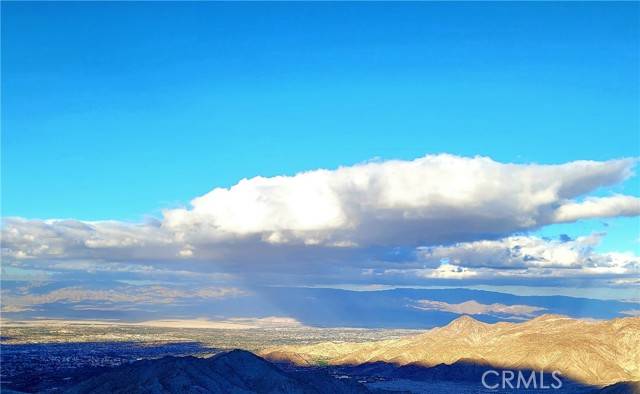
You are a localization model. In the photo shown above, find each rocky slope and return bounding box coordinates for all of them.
[261,315,640,386]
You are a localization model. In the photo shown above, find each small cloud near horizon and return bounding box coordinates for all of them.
[412,299,546,319]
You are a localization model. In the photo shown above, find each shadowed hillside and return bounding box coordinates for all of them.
[3,347,638,394]
[594,381,640,394]
[64,349,386,394]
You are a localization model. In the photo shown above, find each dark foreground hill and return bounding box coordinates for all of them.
[2,348,638,394]
[64,349,386,394]
[594,381,640,394]
[332,360,640,393]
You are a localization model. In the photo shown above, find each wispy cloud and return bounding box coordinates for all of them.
[412,299,546,318]
[553,195,640,223]
[620,309,640,317]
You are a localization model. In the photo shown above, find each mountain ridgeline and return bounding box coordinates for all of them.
[261,314,640,387]
[57,348,640,394]
[4,315,639,394]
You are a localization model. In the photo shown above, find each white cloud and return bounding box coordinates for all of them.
[367,234,638,284]
[1,155,638,285]
[553,195,640,223]
[162,154,636,247]
[421,263,479,279]
[0,305,36,313]
[620,309,640,317]
[417,233,639,275]
[412,299,546,317]
[1,218,176,261]
[612,278,640,286]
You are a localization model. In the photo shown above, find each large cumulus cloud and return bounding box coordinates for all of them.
[162,154,638,247]
[2,155,638,282]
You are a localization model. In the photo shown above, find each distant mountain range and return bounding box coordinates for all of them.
[4,284,638,327]
[261,314,640,387]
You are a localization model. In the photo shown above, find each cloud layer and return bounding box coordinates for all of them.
[1,154,638,296]
[3,155,638,260]
[377,233,639,283]
[418,233,638,272]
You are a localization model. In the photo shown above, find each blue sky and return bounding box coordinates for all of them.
[1,2,639,324]
[3,2,638,220]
